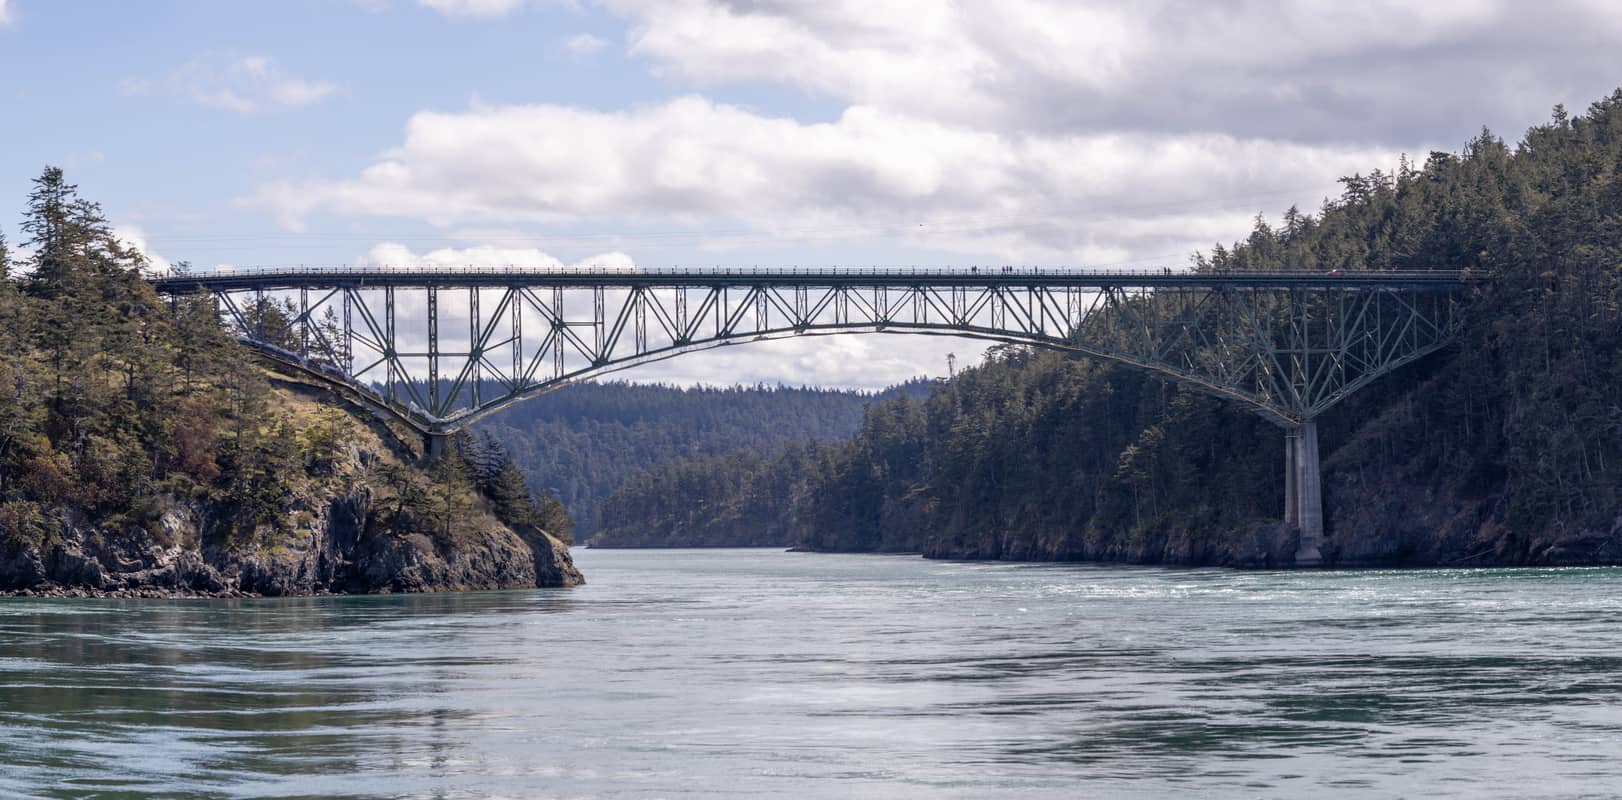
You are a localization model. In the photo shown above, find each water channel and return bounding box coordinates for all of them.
[3,549,1619,798]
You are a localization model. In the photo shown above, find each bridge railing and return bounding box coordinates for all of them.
[154,265,1469,287]
[163,264,1460,276]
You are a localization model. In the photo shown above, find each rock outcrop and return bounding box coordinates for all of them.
[0,486,582,599]
[0,382,583,598]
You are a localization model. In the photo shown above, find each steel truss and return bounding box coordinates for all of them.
[154,270,1465,435]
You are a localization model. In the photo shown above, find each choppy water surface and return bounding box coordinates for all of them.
[4,550,1622,798]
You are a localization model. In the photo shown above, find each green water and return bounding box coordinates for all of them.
[3,549,1621,798]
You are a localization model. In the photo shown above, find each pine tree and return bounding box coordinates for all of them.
[473,430,507,487]
[172,289,233,392]
[488,458,535,527]
[20,167,112,296]
[429,440,477,543]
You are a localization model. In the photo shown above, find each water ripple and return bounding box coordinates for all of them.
[4,551,1622,798]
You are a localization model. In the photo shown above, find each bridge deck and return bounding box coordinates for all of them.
[150,267,1468,293]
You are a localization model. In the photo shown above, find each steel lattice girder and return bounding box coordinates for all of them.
[167,274,1464,432]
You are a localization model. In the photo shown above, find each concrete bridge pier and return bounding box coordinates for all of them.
[1284,421,1324,566]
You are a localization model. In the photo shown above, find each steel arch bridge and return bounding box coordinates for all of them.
[150,266,1467,566]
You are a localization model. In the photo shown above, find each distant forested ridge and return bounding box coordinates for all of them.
[0,168,579,596]
[595,91,1622,567]
[592,430,854,548]
[477,380,925,538]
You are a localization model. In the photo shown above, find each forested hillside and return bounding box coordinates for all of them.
[592,441,827,547]
[605,92,1622,567]
[0,168,579,595]
[477,381,919,537]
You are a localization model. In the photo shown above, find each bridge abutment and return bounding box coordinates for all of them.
[425,431,450,460]
[1284,421,1324,566]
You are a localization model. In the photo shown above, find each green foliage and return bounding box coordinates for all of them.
[0,167,358,554]
[777,351,1284,557]
[426,440,479,546]
[593,442,820,547]
[363,430,574,548]
[477,380,919,536]
[452,429,575,544]
[219,415,304,535]
[0,167,188,517]
[299,407,351,473]
[0,500,50,550]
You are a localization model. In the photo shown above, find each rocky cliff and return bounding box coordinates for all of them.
[0,379,582,597]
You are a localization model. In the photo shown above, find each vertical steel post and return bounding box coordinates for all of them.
[553,286,564,380]
[675,288,688,343]
[593,286,605,362]
[427,287,439,416]
[512,287,522,387]
[634,287,647,353]
[469,287,481,409]
[385,286,396,404]
[342,288,353,376]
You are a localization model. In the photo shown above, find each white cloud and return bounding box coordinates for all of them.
[0,0,13,26]
[112,225,174,276]
[247,0,1622,264]
[611,0,1010,131]
[565,32,608,56]
[418,0,527,18]
[605,0,1613,144]
[194,88,257,114]
[357,241,634,271]
[250,96,1386,261]
[604,332,962,390]
[169,55,338,113]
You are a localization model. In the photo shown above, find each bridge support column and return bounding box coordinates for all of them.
[425,431,450,460]
[1284,428,1299,529]
[1284,421,1324,567]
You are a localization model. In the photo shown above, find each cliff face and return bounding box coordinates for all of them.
[0,494,582,597]
[0,382,582,597]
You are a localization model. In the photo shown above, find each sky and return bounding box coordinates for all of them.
[1,0,1619,388]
